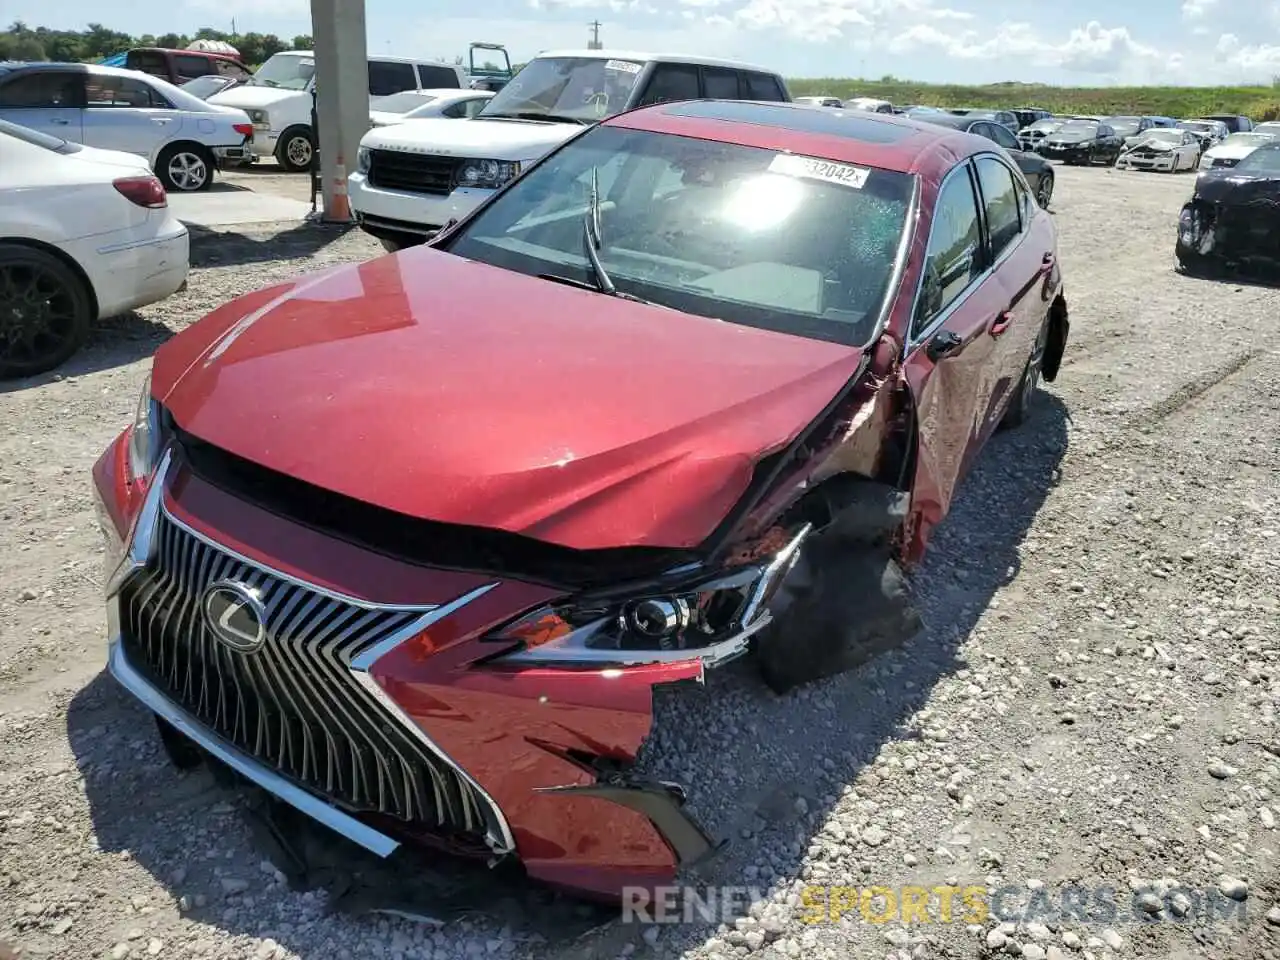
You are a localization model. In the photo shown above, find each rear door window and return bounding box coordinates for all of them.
[174,54,213,81]
[368,61,417,96]
[85,74,171,108]
[0,71,83,108]
[703,67,740,99]
[743,72,785,101]
[417,63,461,89]
[974,156,1022,261]
[636,63,700,106]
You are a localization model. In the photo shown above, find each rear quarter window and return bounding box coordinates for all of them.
[416,64,460,89]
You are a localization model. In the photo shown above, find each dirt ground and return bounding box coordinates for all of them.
[1,163,1278,960]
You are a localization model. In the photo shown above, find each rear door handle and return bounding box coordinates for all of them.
[988,311,1013,337]
[152,118,172,125]
[49,117,69,125]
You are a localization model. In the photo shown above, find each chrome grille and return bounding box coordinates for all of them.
[117,511,493,838]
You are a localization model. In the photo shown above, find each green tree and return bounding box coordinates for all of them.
[291,35,314,50]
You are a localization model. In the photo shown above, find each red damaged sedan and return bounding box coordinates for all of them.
[93,101,1068,900]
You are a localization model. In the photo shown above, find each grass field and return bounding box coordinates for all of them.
[786,78,1280,120]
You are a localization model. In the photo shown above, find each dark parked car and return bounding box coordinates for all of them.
[1203,114,1254,134]
[948,107,1019,133]
[919,111,1056,208]
[124,47,253,87]
[1011,107,1052,129]
[1103,115,1154,141]
[1177,140,1280,277]
[92,101,1068,902]
[1038,119,1123,165]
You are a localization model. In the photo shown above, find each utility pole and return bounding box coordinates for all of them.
[231,18,237,36]
[587,20,603,50]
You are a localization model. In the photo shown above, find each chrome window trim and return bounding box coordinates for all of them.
[905,151,1031,351]
[106,451,517,858]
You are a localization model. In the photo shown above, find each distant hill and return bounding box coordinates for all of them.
[787,77,1280,121]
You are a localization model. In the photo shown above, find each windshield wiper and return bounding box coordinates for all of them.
[581,166,618,296]
[478,110,588,124]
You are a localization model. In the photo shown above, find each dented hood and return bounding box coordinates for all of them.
[153,248,862,552]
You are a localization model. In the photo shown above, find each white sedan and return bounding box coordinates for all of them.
[1115,128,1201,172]
[0,120,189,378]
[368,89,494,127]
[0,63,253,192]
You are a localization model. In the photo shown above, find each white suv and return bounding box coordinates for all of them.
[209,52,467,171]
[348,50,791,250]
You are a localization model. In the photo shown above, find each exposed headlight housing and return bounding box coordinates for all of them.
[485,527,810,667]
[249,109,268,124]
[126,373,167,482]
[357,146,371,173]
[457,159,520,189]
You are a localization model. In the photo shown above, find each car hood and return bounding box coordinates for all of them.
[359,116,581,161]
[152,248,863,552]
[208,85,303,111]
[1124,136,1176,151]
[368,110,408,127]
[1205,143,1263,160]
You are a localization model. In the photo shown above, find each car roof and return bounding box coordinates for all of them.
[132,46,244,62]
[607,99,994,178]
[530,49,781,73]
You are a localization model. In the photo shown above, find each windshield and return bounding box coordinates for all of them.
[371,91,437,113]
[250,53,314,90]
[1178,121,1212,133]
[0,118,80,153]
[182,76,228,99]
[1107,118,1141,136]
[1223,133,1272,147]
[1028,119,1061,132]
[1058,121,1098,134]
[478,57,644,122]
[446,125,914,347]
[1234,144,1280,173]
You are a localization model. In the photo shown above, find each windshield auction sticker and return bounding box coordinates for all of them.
[769,153,870,189]
[605,59,642,73]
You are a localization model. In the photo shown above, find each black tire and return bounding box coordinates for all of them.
[1035,172,1054,209]
[0,242,93,379]
[156,142,214,192]
[276,126,315,173]
[1001,313,1050,429]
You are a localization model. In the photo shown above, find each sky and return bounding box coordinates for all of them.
[13,0,1280,86]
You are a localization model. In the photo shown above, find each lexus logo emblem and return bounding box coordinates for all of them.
[202,580,266,653]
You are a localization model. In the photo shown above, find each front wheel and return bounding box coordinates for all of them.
[0,243,93,379]
[276,127,315,173]
[156,143,213,192]
[1001,314,1049,429]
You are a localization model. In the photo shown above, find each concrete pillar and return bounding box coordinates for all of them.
[309,0,368,222]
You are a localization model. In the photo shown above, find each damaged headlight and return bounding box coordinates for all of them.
[126,372,167,482]
[487,526,810,667]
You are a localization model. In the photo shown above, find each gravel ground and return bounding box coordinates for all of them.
[2,163,1279,960]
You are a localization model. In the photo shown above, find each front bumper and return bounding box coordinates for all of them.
[348,171,495,240]
[1039,144,1091,161]
[1117,152,1176,171]
[92,431,718,899]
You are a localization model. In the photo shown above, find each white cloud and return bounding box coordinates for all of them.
[1182,0,1218,19]
[1213,32,1280,76]
[887,19,1160,77]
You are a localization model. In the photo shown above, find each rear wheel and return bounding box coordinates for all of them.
[1035,173,1054,209]
[1001,314,1049,429]
[0,243,93,379]
[156,143,214,192]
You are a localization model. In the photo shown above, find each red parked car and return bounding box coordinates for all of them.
[93,101,1068,901]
